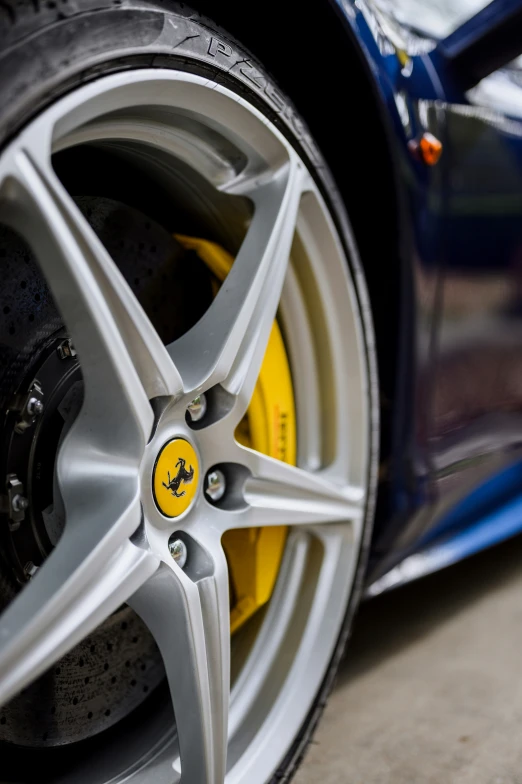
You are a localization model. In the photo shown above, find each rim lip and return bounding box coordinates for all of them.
[0,68,375,784]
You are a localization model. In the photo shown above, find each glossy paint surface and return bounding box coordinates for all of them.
[332,0,522,585]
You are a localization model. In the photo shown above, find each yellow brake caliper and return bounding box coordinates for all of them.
[176,235,296,634]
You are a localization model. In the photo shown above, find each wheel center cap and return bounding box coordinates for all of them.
[152,437,199,518]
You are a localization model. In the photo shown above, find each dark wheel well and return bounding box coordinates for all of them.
[193,0,403,506]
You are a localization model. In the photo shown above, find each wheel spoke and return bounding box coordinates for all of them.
[169,154,309,412]
[130,543,230,784]
[0,519,158,708]
[220,446,364,530]
[0,130,183,454]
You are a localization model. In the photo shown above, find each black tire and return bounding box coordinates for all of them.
[0,3,379,781]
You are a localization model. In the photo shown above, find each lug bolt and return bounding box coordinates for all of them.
[11,494,29,513]
[27,397,44,417]
[187,394,207,423]
[168,538,188,569]
[57,338,77,360]
[205,469,226,502]
[23,561,39,579]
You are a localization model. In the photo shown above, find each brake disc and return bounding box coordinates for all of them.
[0,196,212,746]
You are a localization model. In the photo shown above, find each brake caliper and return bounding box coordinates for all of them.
[176,235,296,633]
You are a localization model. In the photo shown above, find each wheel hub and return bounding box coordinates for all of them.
[2,333,81,582]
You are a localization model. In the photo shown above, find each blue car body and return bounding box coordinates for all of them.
[322,0,522,593]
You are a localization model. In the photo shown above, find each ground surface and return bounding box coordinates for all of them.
[294,536,522,784]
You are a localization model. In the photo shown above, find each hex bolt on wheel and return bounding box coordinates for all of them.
[186,394,207,423]
[205,469,226,503]
[168,537,188,569]
[26,397,44,417]
[11,494,29,513]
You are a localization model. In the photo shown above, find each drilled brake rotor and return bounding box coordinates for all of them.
[0,197,212,747]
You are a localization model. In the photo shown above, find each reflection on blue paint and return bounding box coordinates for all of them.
[368,459,522,596]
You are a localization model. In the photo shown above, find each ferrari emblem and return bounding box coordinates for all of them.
[153,438,199,518]
[163,457,194,498]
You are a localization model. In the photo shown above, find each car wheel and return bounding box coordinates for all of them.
[0,3,378,782]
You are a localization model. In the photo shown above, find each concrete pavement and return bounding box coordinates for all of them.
[295,535,522,784]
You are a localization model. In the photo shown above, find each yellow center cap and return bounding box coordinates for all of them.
[153,438,199,518]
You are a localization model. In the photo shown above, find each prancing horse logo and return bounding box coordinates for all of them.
[162,457,195,498]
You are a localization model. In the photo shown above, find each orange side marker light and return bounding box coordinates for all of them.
[412,132,443,166]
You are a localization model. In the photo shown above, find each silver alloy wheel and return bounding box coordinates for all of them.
[0,69,372,783]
